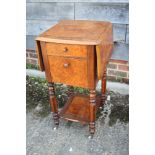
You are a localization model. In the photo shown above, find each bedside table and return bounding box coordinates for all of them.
[35,20,113,137]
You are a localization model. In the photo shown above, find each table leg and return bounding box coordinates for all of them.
[101,69,107,108]
[48,83,59,128]
[89,89,96,137]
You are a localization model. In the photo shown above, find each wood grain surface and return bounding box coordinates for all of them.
[46,42,88,58]
[59,94,101,123]
[35,20,113,135]
[36,20,113,45]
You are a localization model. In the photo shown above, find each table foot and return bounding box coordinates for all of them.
[101,69,107,107]
[48,83,59,127]
[89,90,96,136]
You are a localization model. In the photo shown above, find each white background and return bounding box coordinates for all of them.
[0,0,155,154]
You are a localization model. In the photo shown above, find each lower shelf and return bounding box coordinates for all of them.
[59,94,101,123]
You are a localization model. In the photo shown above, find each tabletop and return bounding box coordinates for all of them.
[36,20,113,45]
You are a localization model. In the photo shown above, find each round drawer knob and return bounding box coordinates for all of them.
[63,63,69,68]
[63,47,68,52]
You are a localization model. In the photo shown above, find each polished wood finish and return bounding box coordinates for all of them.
[36,20,112,45]
[36,20,113,136]
[48,83,59,127]
[36,20,113,80]
[46,43,87,58]
[36,41,44,71]
[96,43,113,79]
[89,90,96,136]
[46,43,96,88]
[59,94,101,123]
[40,42,52,82]
[101,69,107,107]
[87,46,96,89]
[48,56,88,88]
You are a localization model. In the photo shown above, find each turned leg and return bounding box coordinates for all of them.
[67,86,74,97]
[101,69,107,108]
[89,90,96,137]
[48,83,59,128]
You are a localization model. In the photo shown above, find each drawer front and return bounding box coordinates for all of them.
[46,43,87,58]
[48,56,88,88]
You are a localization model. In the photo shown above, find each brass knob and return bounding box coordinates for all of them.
[63,47,68,52]
[63,63,69,68]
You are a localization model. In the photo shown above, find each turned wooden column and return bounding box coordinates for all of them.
[48,83,59,128]
[89,90,96,137]
[101,69,107,107]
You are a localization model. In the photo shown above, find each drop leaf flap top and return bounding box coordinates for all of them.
[35,20,113,80]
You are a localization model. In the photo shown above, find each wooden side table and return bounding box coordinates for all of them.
[36,20,113,137]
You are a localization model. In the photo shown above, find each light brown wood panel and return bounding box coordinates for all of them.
[59,94,101,123]
[35,20,113,135]
[87,45,97,89]
[48,56,88,88]
[36,20,113,80]
[40,42,52,82]
[35,41,44,71]
[36,20,113,45]
[96,43,113,79]
[46,43,87,58]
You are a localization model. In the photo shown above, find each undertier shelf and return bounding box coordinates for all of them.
[59,94,101,123]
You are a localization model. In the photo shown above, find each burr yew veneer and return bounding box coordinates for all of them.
[36,20,113,137]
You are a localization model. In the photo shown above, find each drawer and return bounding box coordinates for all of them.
[48,56,88,88]
[46,43,87,58]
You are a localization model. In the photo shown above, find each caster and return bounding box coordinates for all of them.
[88,134,94,139]
[53,126,58,130]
